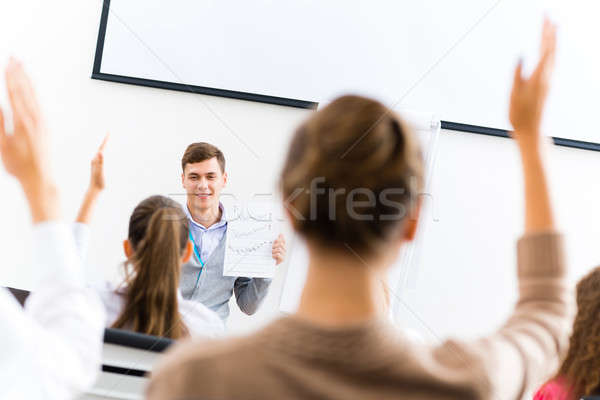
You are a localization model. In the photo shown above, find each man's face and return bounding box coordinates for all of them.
[182,157,227,213]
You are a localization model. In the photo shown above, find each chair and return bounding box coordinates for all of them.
[81,328,173,400]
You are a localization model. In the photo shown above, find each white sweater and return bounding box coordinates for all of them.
[0,222,106,399]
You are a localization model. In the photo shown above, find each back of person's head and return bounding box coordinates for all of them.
[557,266,600,397]
[112,195,190,339]
[279,95,423,258]
[181,142,226,173]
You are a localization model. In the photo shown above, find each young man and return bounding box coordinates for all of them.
[179,142,286,320]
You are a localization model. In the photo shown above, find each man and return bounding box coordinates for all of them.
[179,142,286,320]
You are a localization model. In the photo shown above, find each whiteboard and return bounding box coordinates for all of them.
[95,0,600,146]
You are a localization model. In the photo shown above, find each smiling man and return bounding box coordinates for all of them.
[179,142,286,321]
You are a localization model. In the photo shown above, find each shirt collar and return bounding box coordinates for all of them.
[185,202,227,231]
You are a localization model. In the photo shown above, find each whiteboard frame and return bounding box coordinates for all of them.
[91,0,317,110]
[91,0,600,152]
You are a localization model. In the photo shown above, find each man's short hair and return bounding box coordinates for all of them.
[181,142,226,173]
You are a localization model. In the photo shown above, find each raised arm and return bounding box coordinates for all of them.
[0,59,105,399]
[509,20,556,233]
[433,19,570,400]
[76,134,108,224]
[0,63,58,224]
[487,18,568,397]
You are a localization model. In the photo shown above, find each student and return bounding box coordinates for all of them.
[0,59,105,399]
[533,266,600,399]
[74,145,224,338]
[179,142,286,320]
[147,20,570,400]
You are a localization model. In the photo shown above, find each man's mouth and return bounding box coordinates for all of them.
[196,193,211,198]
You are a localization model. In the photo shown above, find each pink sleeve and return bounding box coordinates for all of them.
[533,379,572,400]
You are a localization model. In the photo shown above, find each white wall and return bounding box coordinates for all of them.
[2,0,600,342]
[397,130,600,342]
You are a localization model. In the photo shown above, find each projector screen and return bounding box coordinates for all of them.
[93,0,600,149]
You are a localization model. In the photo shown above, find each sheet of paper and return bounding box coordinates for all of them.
[223,200,281,278]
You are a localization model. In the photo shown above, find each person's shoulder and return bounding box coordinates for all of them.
[147,330,267,399]
[156,317,282,375]
[92,281,123,301]
[90,281,125,325]
[163,327,265,368]
[421,338,497,398]
[167,315,290,369]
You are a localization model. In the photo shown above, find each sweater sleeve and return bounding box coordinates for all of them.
[28,222,106,399]
[433,231,570,400]
[233,277,272,315]
[0,222,105,400]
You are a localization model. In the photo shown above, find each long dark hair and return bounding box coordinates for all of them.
[112,195,189,339]
[555,266,600,398]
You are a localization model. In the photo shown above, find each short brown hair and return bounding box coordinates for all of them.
[279,95,423,256]
[181,142,226,173]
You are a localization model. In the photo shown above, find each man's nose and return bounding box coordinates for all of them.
[198,178,209,189]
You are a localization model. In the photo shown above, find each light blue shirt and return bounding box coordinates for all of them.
[180,203,273,319]
[185,203,227,263]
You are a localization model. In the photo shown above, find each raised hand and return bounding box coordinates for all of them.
[0,59,58,222]
[89,133,109,192]
[510,19,557,233]
[76,134,109,224]
[509,18,557,148]
[0,58,49,185]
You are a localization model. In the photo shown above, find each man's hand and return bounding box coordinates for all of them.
[0,59,58,222]
[509,18,557,150]
[89,133,109,192]
[272,234,286,266]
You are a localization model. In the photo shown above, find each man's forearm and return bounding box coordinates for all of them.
[235,278,272,315]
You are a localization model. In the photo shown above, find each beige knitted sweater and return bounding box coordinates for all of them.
[147,232,570,400]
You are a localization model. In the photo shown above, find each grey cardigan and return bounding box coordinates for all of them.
[180,230,272,320]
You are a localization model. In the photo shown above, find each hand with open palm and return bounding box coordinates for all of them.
[509,18,557,149]
[0,59,58,222]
